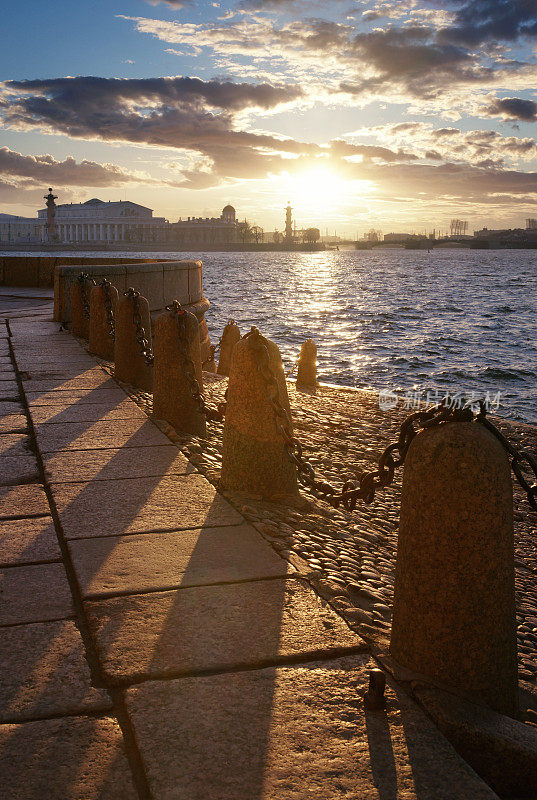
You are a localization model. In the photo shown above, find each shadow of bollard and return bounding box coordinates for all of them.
[390,420,519,718]
[114,289,153,392]
[153,303,206,437]
[89,281,118,361]
[220,327,299,501]
[217,319,241,377]
[296,338,318,387]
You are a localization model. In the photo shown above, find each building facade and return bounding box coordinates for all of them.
[37,198,168,244]
[0,214,41,243]
[169,205,241,246]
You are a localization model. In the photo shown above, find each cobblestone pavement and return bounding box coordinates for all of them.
[124,371,537,688]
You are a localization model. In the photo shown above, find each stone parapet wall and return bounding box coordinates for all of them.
[0,256,172,289]
[54,259,212,365]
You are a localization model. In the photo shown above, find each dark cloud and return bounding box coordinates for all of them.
[356,159,537,202]
[484,96,537,121]
[6,75,302,114]
[437,0,537,46]
[335,25,494,99]
[0,75,314,188]
[0,147,138,187]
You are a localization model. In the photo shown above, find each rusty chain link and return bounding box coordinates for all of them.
[246,326,537,514]
[76,273,96,320]
[100,279,115,340]
[124,287,154,365]
[476,402,537,512]
[202,318,237,368]
[166,301,226,422]
[285,358,299,378]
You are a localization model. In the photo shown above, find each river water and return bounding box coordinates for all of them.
[7,248,537,423]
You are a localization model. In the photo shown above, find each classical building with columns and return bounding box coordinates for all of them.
[0,214,41,243]
[37,198,168,244]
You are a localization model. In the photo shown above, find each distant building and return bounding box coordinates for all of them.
[526,218,537,230]
[473,226,537,245]
[37,198,168,244]
[383,232,423,243]
[0,214,41,243]
[169,205,242,246]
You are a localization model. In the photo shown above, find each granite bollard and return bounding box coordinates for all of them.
[220,327,298,500]
[390,420,518,718]
[89,281,118,360]
[114,290,153,392]
[217,319,241,377]
[70,276,92,339]
[296,338,318,386]
[153,303,206,437]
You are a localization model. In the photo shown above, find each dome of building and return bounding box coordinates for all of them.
[84,198,105,205]
[222,204,235,213]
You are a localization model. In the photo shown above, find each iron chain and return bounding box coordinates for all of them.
[100,279,115,340]
[76,273,96,320]
[166,301,226,422]
[247,326,537,514]
[202,318,237,368]
[124,288,154,365]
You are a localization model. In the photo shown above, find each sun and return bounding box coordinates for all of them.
[279,166,370,213]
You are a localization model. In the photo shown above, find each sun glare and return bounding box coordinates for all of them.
[279,167,371,214]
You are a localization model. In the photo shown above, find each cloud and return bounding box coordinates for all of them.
[351,120,537,163]
[484,96,537,122]
[0,147,141,187]
[121,12,537,108]
[436,0,537,46]
[0,75,316,189]
[142,0,191,8]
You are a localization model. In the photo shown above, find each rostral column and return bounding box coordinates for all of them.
[44,188,58,241]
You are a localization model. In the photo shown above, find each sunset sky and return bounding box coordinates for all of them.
[1,0,537,236]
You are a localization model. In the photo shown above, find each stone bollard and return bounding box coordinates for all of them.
[70,275,93,339]
[153,303,206,437]
[220,327,298,500]
[114,289,153,392]
[296,338,318,386]
[390,421,519,718]
[89,281,118,360]
[217,319,241,377]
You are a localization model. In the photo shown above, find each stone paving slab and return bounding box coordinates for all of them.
[0,562,73,625]
[22,372,116,394]
[0,455,40,486]
[44,445,193,483]
[9,321,64,338]
[126,654,499,800]
[84,578,364,683]
[0,517,60,566]
[35,418,171,453]
[70,524,292,598]
[0,381,20,397]
[0,715,138,800]
[0,433,34,458]
[26,386,128,406]
[0,620,111,722]
[16,356,96,369]
[0,413,28,432]
[0,369,17,380]
[53,474,243,539]
[0,483,49,518]
[30,400,146,425]
[0,401,25,416]
[17,343,90,357]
